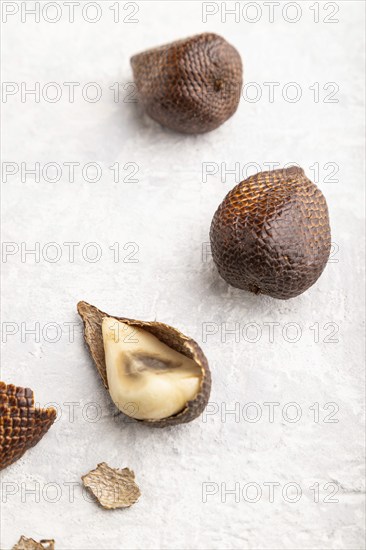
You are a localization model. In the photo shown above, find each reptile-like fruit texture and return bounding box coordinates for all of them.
[0,382,56,470]
[130,33,243,134]
[210,166,331,299]
[77,301,211,427]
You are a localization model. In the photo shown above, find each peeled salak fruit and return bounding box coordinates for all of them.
[130,33,243,134]
[77,301,211,427]
[0,381,56,470]
[210,166,331,299]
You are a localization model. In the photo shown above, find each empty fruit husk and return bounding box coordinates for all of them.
[77,301,211,427]
[131,33,243,134]
[0,382,56,470]
[210,166,331,299]
[82,462,140,510]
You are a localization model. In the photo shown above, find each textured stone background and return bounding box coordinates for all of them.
[1,1,365,549]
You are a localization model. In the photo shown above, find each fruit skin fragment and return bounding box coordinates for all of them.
[82,462,141,510]
[0,381,57,470]
[12,537,55,550]
[77,301,211,427]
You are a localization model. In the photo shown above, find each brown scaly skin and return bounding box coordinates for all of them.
[77,301,211,428]
[0,382,56,470]
[210,166,331,299]
[130,33,243,134]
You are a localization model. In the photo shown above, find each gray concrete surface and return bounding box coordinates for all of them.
[1,1,365,549]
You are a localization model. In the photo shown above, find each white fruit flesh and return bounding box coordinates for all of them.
[102,317,202,420]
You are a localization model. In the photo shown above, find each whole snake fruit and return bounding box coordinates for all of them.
[130,33,243,134]
[210,167,331,300]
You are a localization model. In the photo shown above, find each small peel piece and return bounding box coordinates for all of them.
[82,462,141,510]
[12,537,55,550]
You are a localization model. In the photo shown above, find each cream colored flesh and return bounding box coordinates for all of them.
[102,317,202,420]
